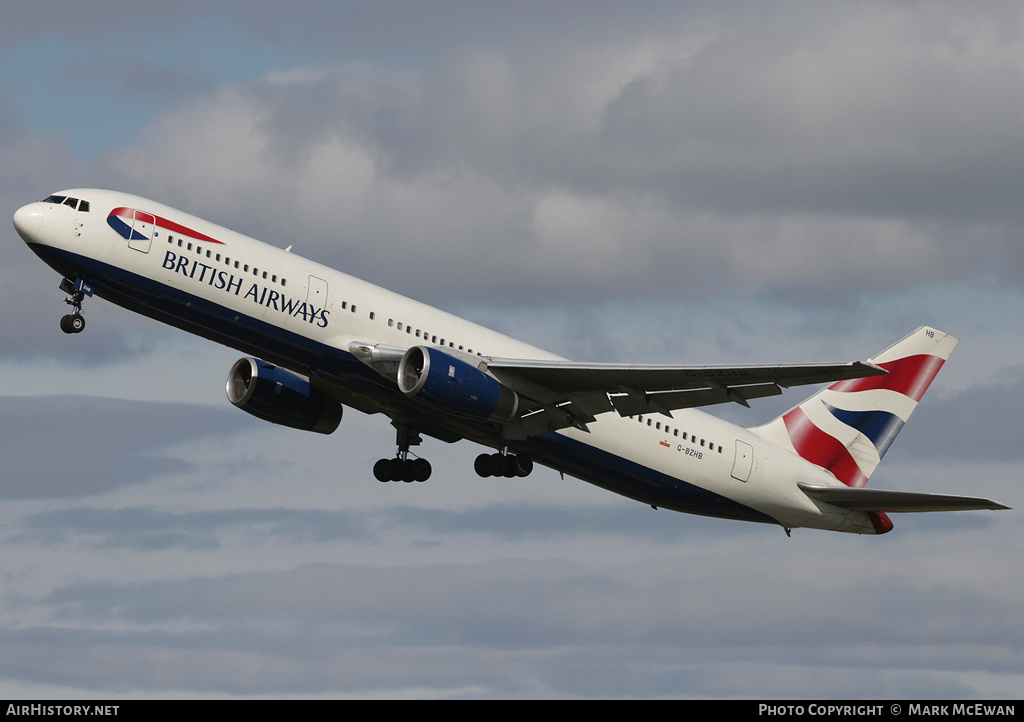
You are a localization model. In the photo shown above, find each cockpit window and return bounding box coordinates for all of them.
[42,194,89,211]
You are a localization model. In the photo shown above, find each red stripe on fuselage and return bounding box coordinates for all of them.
[109,207,225,245]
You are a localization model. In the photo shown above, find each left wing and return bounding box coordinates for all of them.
[347,340,886,438]
[486,357,885,437]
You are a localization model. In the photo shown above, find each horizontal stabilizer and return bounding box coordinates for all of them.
[798,483,1010,513]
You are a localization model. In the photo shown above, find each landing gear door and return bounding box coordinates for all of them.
[731,440,753,482]
[128,210,155,253]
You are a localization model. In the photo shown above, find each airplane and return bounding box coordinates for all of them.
[13,189,1008,535]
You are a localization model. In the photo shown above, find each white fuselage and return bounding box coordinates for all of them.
[15,189,877,534]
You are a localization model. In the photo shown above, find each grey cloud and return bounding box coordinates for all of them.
[16,506,374,550]
[889,364,1024,462]
[42,553,1019,648]
[10,544,1020,697]
[10,499,753,551]
[0,396,247,498]
[67,58,216,101]
[90,4,1024,309]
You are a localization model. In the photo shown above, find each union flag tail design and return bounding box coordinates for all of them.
[749,327,958,487]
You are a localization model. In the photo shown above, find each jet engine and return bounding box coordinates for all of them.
[226,358,342,434]
[397,346,518,422]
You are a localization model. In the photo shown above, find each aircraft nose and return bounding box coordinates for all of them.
[13,203,43,243]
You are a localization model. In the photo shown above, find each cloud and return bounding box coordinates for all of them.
[16,506,374,550]
[77,3,1024,311]
[2,538,1018,697]
[894,364,1024,462]
[0,396,247,498]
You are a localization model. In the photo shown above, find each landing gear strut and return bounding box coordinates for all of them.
[374,422,432,483]
[58,278,86,334]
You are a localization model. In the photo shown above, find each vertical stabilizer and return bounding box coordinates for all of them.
[749,327,957,487]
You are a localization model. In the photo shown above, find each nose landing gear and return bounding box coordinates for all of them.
[58,278,89,334]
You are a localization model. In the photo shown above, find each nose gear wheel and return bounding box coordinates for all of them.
[58,278,87,334]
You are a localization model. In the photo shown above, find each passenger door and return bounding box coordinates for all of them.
[128,210,155,253]
[731,440,753,482]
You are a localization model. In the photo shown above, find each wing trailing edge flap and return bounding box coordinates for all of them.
[798,483,1010,513]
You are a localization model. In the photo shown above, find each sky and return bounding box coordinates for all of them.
[0,0,1022,699]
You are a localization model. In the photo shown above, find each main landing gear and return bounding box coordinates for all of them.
[58,278,86,334]
[374,422,432,483]
[474,451,533,478]
[374,455,432,483]
[372,421,536,482]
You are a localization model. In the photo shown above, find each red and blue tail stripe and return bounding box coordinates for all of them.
[752,327,958,488]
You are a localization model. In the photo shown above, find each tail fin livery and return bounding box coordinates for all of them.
[749,327,957,488]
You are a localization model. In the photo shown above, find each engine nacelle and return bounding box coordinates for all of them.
[225,358,342,434]
[397,346,519,422]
